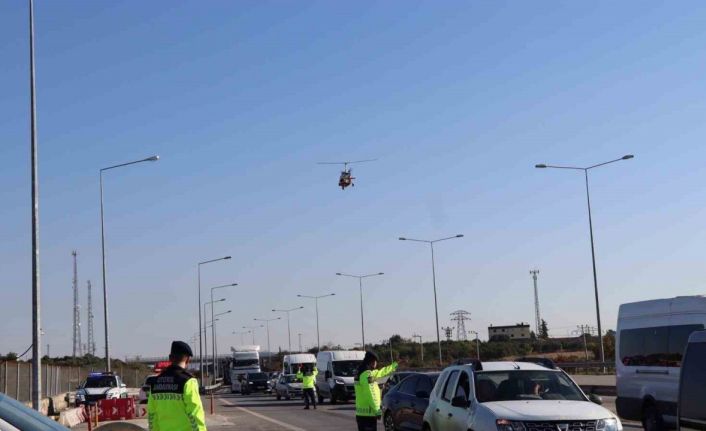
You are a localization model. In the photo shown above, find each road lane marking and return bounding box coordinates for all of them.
[220,397,309,431]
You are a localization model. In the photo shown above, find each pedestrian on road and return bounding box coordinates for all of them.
[148,341,207,431]
[354,351,398,431]
[296,364,318,410]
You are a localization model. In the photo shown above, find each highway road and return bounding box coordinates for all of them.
[73,391,644,430]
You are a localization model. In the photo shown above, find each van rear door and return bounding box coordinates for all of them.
[678,332,706,431]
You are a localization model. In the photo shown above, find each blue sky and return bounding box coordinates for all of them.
[2,1,706,358]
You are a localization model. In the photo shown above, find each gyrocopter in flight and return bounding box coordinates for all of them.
[317,159,377,190]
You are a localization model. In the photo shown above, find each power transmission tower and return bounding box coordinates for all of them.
[72,251,83,358]
[530,270,541,336]
[441,326,454,342]
[450,310,471,341]
[87,280,96,356]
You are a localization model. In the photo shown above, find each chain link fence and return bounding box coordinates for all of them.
[0,361,152,403]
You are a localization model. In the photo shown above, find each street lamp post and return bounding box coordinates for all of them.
[212,309,232,381]
[399,234,464,366]
[243,325,263,345]
[535,154,634,363]
[197,256,231,386]
[203,299,225,380]
[469,330,480,360]
[297,293,336,351]
[272,306,304,352]
[211,284,236,381]
[99,155,159,372]
[336,273,384,348]
[298,333,303,352]
[254,317,281,367]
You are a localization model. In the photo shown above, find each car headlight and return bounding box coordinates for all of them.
[597,418,621,431]
[76,393,85,400]
[334,378,345,385]
[497,420,526,431]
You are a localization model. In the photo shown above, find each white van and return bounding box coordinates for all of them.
[315,350,366,404]
[616,296,706,431]
[283,353,316,375]
[677,330,706,431]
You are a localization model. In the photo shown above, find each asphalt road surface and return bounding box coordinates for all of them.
[73,392,644,430]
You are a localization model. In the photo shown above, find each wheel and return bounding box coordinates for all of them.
[642,402,665,431]
[317,391,324,403]
[330,393,337,405]
[384,411,397,431]
[276,393,281,400]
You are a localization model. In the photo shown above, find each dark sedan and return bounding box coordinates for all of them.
[246,372,271,393]
[382,372,439,431]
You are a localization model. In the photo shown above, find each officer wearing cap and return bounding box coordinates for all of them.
[148,341,206,431]
[354,351,398,431]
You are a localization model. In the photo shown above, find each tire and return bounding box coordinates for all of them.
[276,393,281,400]
[318,392,325,404]
[642,402,665,431]
[384,411,397,431]
[330,393,337,405]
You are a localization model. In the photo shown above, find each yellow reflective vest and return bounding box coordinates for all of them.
[148,365,206,431]
[296,367,318,389]
[354,362,398,417]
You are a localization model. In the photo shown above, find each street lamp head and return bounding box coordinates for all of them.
[378,272,384,275]
[145,155,160,162]
[218,298,226,302]
[398,237,406,241]
[456,234,464,238]
[622,154,634,160]
[226,310,232,313]
[298,306,304,309]
[297,294,302,297]
[224,256,232,260]
[271,309,276,312]
[535,164,547,169]
[335,273,342,276]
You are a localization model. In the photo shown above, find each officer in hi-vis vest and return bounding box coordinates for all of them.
[148,341,206,431]
[354,351,398,431]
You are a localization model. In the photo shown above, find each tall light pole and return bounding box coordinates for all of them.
[212,309,232,381]
[203,298,225,380]
[272,306,304,352]
[399,234,464,366]
[297,293,336,351]
[469,330,480,360]
[28,0,42,410]
[233,330,250,345]
[336,273,384,348]
[254,317,281,368]
[100,155,159,372]
[243,325,263,345]
[535,154,634,363]
[211,283,236,381]
[298,333,303,352]
[197,256,231,386]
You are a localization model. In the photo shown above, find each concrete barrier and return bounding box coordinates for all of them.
[58,407,86,427]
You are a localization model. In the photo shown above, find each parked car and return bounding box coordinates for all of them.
[246,372,271,393]
[138,375,158,404]
[382,372,440,431]
[616,296,706,431]
[274,374,305,400]
[0,392,69,430]
[382,371,418,397]
[75,372,128,406]
[422,361,620,431]
[677,330,706,431]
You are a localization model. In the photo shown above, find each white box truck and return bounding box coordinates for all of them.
[230,345,261,394]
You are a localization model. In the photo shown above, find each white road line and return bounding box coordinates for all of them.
[220,397,309,431]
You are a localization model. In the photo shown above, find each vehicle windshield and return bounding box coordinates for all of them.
[282,375,297,383]
[248,372,268,380]
[332,360,362,377]
[474,370,584,402]
[84,376,117,388]
[234,358,259,367]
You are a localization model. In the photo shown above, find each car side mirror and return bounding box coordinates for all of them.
[588,393,603,405]
[451,395,470,408]
[415,390,430,399]
[121,383,127,388]
[325,371,332,379]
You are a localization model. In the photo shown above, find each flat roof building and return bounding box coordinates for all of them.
[488,323,531,341]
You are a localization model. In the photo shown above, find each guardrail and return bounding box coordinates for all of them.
[555,361,615,374]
